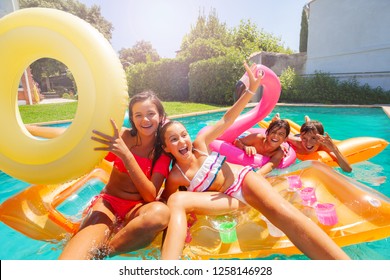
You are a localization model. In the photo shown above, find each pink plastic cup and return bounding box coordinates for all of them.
[315,203,338,226]
[299,187,317,207]
[287,175,302,191]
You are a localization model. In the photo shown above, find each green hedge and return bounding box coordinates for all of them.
[126,53,246,105]
[126,58,189,101]
[188,54,245,105]
[127,57,390,106]
[279,68,390,105]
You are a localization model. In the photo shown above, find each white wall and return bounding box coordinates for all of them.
[0,0,19,17]
[305,0,390,90]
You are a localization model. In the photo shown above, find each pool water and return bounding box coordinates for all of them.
[0,106,389,260]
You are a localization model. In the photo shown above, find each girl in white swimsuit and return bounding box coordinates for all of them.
[175,148,250,204]
[159,62,350,260]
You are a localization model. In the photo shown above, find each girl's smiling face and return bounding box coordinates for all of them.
[300,131,321,153]
[266,127,287,148]
[131,99,161,137]
[162,122,192,159]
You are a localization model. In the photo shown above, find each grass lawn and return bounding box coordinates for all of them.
[163,102,227,116]
[19,101,226,124]
[19,102,78,124]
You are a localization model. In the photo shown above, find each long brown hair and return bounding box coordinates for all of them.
[128,90,167,170]
[300,120,324,135]
[266,119,290,137]
[159,120,182,164]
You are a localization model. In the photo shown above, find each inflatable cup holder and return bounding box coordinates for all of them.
[209,215,238,243]
[315,203,338,226]
[287,175,302,191]
[218,221,238,243]
[299,187,317,207]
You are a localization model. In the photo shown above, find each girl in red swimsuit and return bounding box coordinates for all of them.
[59,91,171,259]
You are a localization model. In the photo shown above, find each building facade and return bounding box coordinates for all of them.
[305,0,390,90]
[1,0,42,105]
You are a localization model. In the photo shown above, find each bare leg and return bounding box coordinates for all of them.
[108,201,170,256]
[242,172,350,260]
[161,192,244,260]
[59,198,115,260]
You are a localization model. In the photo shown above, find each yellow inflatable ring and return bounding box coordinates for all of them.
[0,8,128,184]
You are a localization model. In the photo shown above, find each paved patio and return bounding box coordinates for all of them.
[39,98,77,104]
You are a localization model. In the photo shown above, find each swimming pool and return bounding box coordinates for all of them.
[0,105,389,260]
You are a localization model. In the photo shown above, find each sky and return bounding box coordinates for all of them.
[78,0,309,58]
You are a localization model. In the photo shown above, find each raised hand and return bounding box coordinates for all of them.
[317,132,352,172]
[316,132,336,150]
[271,113,280,122]
[91,118,131,159]
[244,62,263,93]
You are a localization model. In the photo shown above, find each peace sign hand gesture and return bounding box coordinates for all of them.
[91,118,131,159]
[316,132,336,150]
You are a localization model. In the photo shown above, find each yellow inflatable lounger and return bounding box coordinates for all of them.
[1,160,390,259]
[259,119,388,166]
[183,160,390,259]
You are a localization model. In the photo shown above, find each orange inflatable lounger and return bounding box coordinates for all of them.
[0,160,112,241]
[259,119,388,166]
[1,160,390,259]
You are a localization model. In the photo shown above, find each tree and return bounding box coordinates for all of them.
[299,7,308,53]
[232,19,292,55]
[178,38,231,64]
[118,41,160,67]
[178,9,232,61]
[19,0,113,40]
[19,0,114,93]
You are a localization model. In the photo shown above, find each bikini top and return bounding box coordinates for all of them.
[105,151,171,179]
[175,149,226,192]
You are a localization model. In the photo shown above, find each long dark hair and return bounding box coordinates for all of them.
[266,119,290,136]
[159,120,182,165]
[300,120,324,135]
[128,90,167,170]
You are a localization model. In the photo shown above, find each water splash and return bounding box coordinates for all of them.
[348,161,387,187]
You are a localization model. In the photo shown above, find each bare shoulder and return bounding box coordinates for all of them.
[165,166,188,191]
[192,140,208,154]
[172,166,189,181]
[274,146,285,158]
[120,127,133,140]
[120,127,131,134]
[241,133,263,145]
[255,133,265,140]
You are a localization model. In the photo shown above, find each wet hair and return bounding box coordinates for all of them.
[266,119,290,137]
[128,90,167,170]
[128,90,167,136]
[300,120,324,135]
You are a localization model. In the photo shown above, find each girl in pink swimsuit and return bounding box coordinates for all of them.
[59,91,171,259]
[159,62,350,260]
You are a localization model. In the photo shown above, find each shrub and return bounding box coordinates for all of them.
[279,69,390,105]
[126,58,189,101]
[189,52,245,105]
